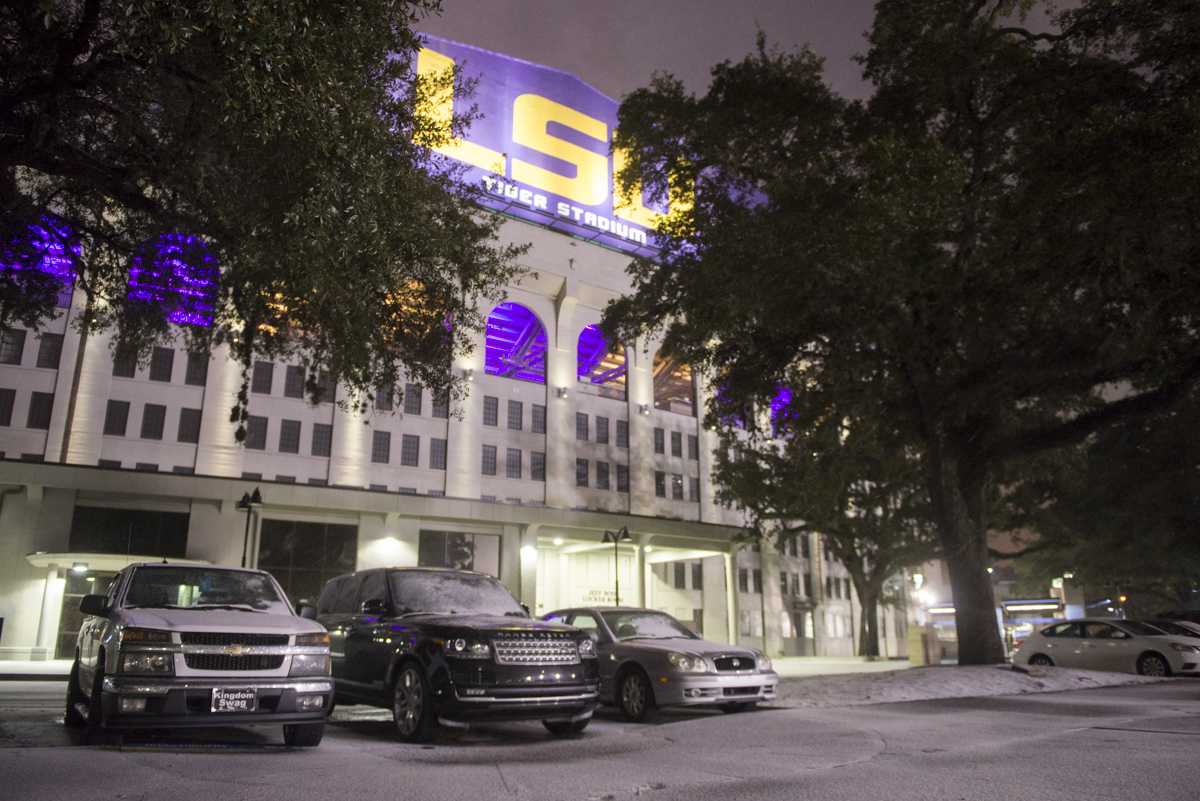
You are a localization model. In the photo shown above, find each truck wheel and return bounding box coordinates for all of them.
[618,669,653,722]
[283,722,325,747]
[392,663,434,742]
[543,719,590,737]
[64,659,87,728]
[84,660,119,746]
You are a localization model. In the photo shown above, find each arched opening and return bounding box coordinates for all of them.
[128,233,219,327]
[484,302,546,383]
[652,352,695,416]
[576,324,627,400]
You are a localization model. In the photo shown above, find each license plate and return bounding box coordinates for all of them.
[211,687,257,713]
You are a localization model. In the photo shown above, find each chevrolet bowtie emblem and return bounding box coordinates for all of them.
[224,644,246,656]
[731,658,740,667]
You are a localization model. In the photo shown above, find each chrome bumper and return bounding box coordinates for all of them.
[103,676,334,695]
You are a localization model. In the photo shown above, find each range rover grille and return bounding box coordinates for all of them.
[713,655,756,672]
[492,633,580,666]
[180,632,290,646]
[184,654,285,671]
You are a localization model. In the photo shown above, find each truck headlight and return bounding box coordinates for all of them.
[119,652,174,675]
[446,638,491,659]
[578,638,597,658]
[290,654,331,677]
[296,632,331,648]
[122,627,172,644]
[668,652,709,673]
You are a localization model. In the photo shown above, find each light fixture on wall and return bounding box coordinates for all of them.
[71,562,88,574]
[462,368,475,382]
[638,403,651,416]
[552,537,564,546]
[556,386,569,399]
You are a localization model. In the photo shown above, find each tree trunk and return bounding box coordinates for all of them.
[857,584,882,658]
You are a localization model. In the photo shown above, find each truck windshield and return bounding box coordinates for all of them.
[389,571,525,617]
[124,567,289,613]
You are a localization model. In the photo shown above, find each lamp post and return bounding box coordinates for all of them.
[602,526,632,606]
[237,487,263,567]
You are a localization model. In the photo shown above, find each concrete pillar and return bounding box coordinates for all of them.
[760,541,785,656]
[32,566,62,660]
[701,554,729,644]
[194,342,244,477]
[544,288,575,509]
[445,329,484,499]
[626,340,655,515]
[329,386,369,488]
[724,551,739,646]
[518,524,539,610]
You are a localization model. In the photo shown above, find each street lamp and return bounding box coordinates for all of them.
[237,487,263,567]
[601,526,632,606]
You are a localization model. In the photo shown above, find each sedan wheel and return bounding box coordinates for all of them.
[619,671,652,722]
[392,665,433,742]
[1028,654,1054,667]
[1137,653,1170,677]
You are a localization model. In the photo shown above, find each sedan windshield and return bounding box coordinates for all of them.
[388,571,525,617]
[602,611,697,640]
[124,567,288,613]
[1119,621,1167,637]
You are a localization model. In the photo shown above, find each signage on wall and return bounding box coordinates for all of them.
[417,35,688,257]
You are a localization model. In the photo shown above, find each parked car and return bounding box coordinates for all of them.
[66,563,333,746]
[315,567,598,741]
[542,606,778,721]
[1143,619,1200,640]
[1159,610,1200,626]
[1012,618,1200,677]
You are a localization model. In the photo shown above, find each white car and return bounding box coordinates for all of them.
[1013,618,1200,677]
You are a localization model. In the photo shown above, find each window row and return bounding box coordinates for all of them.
[0,387,54,429]
[653,470,701,502]
[111,345,209,386]
[574,459,630,492]
[0,328,63,370]
[652,426,699,459]
[575,413,630,447]
[737,568,764,595]
[480,445,546,481]
[103,400,200,442]
[825,576,853,601]
[779,571,813,598]
[656,560,704,591]
[482,396,547,433]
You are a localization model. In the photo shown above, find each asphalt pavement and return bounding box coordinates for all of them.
[1,680,1198,801]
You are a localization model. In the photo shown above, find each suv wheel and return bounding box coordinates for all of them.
[618,670,653,722]
[283,722,325,747]
[64,659,86,728]
[392,664,433,742]
[543,719,590,737]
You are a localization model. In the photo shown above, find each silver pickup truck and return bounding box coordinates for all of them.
[65,562,333,746]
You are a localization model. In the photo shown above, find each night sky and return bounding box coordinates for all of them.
[418,0,880,102]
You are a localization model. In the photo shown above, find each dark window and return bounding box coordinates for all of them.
[671,473,684,500]
[111,345,136,378]
[616,419,629,448]
[803,574,812,597]
[251,361,274,394]
[753,569,762,594]
[135,462,159,472]
[654,470,666,497]
[371,430,391,464]
[825,576,833,598]
[738,568,749,593]
[532,403,546,433]
[1042,622,1082,638]
[671,431,682,457]
[139,404,165,440]
[692,561,703,589]
[787,537,798,558]
[575,412,589,441]
[417,530,501,576]
[284,365,305,398]
[177,408,202,443]
[689,476,700,501]
[404,383,422,415]
[844,578,852,599]
[595,416,609,444]
[68,506,189,558]
[780,572,789,595]
[481,444,497,475]
[308,477,328,486]
[430,438,447,470]
[36,333,63,369]
[103,400,130,436]
[149,347,174,382]
[575,458,589,487]
[98,459,121,468]
[673,562,686,589]
[279,419,301,453]
[507,400,523,430]
[0,388,14,426]
[0,329,26,365]
[375,383,394,412]
[801,536,811,559]
[245,415,268,450]
[616,464,629,492]
[506,447,522,479]
[401,434,420,467]
[596,461,610,490]
[431,392,449,419]
[185,351,209,386]
[26,391,53,429]
[688,434,699,460]
[313,370,336,404]
[258,519,358,605]
[174,466,196,475]
[654,427,665,454]
[483,395,498,426]
[531,451,545,481]
[311,423,332,457]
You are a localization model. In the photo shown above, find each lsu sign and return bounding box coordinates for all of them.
[417,36,689,256]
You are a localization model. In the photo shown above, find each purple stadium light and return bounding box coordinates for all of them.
[127,233,219,327]
[484,302,546,383]
[2,219,79,306]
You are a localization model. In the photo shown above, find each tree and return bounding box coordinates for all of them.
[606,2,1200,663]
[2,1,523,439]
[717,413,938,657]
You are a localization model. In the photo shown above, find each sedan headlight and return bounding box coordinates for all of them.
[757,654,773,672]
[1169,642,1200,654]
[577,638,597,658]
[289,653,332,677]
[446,638,492,659]
[667,652,710,673]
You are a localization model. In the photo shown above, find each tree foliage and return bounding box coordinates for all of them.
[1,0,523,433]
[606,1,1200,663]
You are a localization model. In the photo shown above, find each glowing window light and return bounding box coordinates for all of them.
[127,234,219,327]
[769,385,793,433]
[2,219,79,307]
[577,324,626,399]
[652,353,695,416]
[484,302,546,384]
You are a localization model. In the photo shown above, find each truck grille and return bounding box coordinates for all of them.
[713,655,756,672]
[180,632,289,646]
[184,654,285,671]
[492,633,580,666]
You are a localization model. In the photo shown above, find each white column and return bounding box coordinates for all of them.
[626,340,655,515]
[544,289,575,509]
[724,551,739,646]
[445,329,484,499]
[33,566,63,660]
[329,386,369,488]
[60,328,116,467]
[194,342,244,477]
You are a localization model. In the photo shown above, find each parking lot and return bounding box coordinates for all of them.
[4,679,1200,801]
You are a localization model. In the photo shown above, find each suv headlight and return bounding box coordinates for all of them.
[446,638,492,660]
[119,652,174,675]
[667,652,710,673]
[290,653,332,676]
[578,638,597,658]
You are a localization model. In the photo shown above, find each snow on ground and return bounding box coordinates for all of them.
[774,664,1165,708]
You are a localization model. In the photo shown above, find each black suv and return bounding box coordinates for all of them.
[314,567,598,741]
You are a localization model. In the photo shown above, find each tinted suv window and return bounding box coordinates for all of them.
[358,571,388,612]
[317,577,344,615]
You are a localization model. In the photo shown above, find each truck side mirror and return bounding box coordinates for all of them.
[79,594,109,617]
[520,603,531,617]
[298,603,318,620]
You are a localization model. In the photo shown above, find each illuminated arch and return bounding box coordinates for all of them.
[485,302,547,383]
[652,352,695,416]
[576,324,627,400]
[128,233,219,327]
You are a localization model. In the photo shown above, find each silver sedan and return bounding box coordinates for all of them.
[1013,618,1200,677]
[543,606,777,721]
